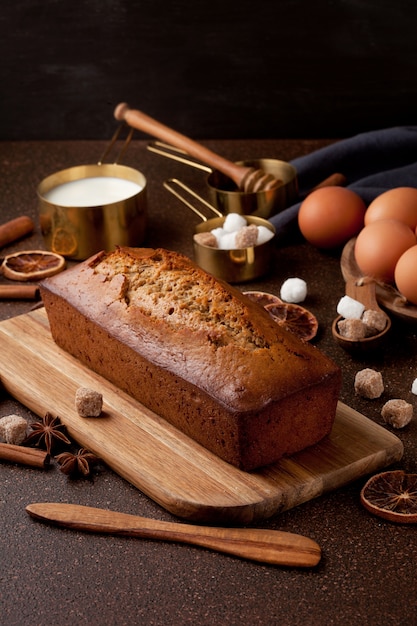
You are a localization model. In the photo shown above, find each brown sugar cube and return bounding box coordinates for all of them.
[381,399,413,429]
[354,368,384,399]
[75,387,103,417]
[0,414,29,444]
[362,309,387,333]
[235,224,259,249]
[193,232,218,248]
[337,318,367,340]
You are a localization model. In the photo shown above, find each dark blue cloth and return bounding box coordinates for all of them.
[270,126,417,240]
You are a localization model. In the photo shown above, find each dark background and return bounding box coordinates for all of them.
[1,0,416,141]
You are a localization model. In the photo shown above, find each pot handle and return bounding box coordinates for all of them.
[148,142,212,173]
[163,178,223,222]
[98,124,135,165]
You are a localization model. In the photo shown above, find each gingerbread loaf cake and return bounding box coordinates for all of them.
[40,247,341,470]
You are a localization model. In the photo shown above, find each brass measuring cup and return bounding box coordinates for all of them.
[150,142,298,219]
[38,127,147,261]
[164,178,276,283]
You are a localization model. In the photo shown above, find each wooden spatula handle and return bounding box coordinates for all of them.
[26,502,321,567]
[114,103,253,189]
[345,278,381,312]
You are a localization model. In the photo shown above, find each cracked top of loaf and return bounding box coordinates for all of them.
[41,246,340,412]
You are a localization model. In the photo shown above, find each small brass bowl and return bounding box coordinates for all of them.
[164,178,275,283]
[207,158,298,219]
[38,163,147,261]
[194,215,275,283]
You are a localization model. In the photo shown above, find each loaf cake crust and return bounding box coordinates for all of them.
[40,247,341,470]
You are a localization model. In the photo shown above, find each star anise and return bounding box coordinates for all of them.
[23,412,71,454]
[56,448,99,478]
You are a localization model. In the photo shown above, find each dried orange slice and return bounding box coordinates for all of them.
[51,227,78,256]
[243,290,318,341]
[360,470,417,524]
[243,290,283,308]
[1,250,65,281]
[265,302,318,341]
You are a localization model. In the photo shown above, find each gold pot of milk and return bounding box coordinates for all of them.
[38,163,147,260]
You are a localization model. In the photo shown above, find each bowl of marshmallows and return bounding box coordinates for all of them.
[193,212,275,283]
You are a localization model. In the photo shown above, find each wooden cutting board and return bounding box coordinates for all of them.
[0,308,403,524]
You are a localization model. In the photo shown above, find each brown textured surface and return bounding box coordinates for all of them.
[40,246,341,469]
[1,139,417,626]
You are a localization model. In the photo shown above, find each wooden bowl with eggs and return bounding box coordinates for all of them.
[341,238,417,324]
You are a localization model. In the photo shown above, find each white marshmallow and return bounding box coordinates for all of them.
[257,225,274,245]
[218,231,237,249]
[210,227,225,247]
[223,213,247,232]
[280,278,307,303]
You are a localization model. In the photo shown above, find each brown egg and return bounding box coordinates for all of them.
[394,245,417,304]
[298,187,366,249]
[354,219,416,282]
[365,187,417,230]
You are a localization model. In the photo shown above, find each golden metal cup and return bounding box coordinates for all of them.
[207,158,298,218]
[194,215,276,283]
[164,178,276,283]
[38,163,147,261]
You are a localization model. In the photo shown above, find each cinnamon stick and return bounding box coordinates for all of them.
[0,443,50,468]
[0,284,40,300]
[0,216,35,248]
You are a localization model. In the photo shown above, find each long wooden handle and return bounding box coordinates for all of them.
[114,103,252,189]
[345,278,381,311]
[26,502,321,567]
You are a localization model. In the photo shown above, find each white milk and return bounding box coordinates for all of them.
[44,176,143,207]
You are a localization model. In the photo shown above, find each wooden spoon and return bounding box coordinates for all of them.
[332,238,392,351]
[114,103,282,193]
[332,278,391,351]
[26,502,321,568]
